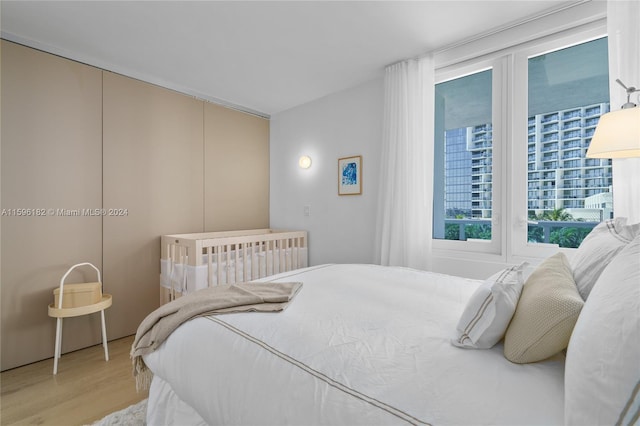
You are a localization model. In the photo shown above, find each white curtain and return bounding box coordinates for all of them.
[608,0,640,223]
[376,55,435,270]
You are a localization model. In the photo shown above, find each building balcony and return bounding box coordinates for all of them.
[562,110,582,120]
[563,201,583,208]
[473,124,492,133]
[471,167,492,175]
[562,160,582,168]
[471,142,492,149]
[584,159,602,167]
[562,152,582,160]
[562,122,581,130]
[562,182,582,188]
[584,172,612,179]
[562,141,583,150]
[471,152,490,159]
[584,118,599,127]
[563,173,581,179]
[584,106,601,117]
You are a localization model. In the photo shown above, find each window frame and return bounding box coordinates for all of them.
[431,18,609,264]
[510,25,609,260]
[432,57,506,258]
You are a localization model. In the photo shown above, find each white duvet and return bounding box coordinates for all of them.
[144,264,565,425]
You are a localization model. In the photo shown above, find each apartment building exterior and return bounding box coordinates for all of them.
[444,102,613,221]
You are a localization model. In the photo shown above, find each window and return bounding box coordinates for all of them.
[433,19,609,260]
[432,60,505,255]
[433,69,493,242]
[525,38,611,248]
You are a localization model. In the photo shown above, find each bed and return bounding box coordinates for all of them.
[140,219,640,426]
[159,229,308,304]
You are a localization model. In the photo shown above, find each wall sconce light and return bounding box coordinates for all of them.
[299,155,312,169]
[587,79,640,159]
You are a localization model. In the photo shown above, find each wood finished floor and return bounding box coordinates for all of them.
[0,335,148,425]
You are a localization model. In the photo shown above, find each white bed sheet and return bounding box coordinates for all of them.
[144,264,565,425]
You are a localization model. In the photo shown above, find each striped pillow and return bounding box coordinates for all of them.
[571,217,640,300]
[452,263,526,349]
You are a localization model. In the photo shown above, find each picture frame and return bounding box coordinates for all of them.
[338,155,362,195]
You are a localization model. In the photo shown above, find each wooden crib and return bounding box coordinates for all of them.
[160,229,308,304]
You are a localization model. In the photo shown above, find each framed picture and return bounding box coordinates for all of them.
[338,155,362,195]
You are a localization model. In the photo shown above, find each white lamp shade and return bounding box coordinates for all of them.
[586,107,640,158]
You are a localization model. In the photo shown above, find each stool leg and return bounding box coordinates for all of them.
[100,310,109,362]
[53,317,63,375]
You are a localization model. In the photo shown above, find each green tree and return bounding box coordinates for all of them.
[535,208,574,222]
[549,227,592,248]
[527,225,544,243]
[465,224,492,240]
[528,208,594,247]
[445,223,461,240]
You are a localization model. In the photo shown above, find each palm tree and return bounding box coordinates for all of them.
[535,208,574,222]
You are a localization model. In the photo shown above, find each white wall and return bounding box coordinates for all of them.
[270,78,383,266]
[269,76,540,278]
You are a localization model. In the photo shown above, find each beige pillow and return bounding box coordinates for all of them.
[504,252,584,364]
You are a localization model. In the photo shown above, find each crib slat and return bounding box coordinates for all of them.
[269,240,275,275]
[169,243,175,301]
[280,238,286,273]
[206,247,213,288]
[234,244,240,284]
[216,246,222,286]
[225,244,232,284]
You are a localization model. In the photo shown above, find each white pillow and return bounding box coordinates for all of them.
[571,217,640,300]
[452,263,526,349]
[565,236,640,425]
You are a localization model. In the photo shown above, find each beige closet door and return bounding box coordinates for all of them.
[204,103,269,231]
[102,72,204,337]
[1,41,103,370]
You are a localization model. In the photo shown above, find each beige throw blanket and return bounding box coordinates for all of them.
[131,281,302,390]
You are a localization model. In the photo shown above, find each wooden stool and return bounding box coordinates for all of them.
[48,262,112,375]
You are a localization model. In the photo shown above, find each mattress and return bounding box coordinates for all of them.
[144,264,565,425]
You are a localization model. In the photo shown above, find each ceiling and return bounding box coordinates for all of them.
[1,1,581,117]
